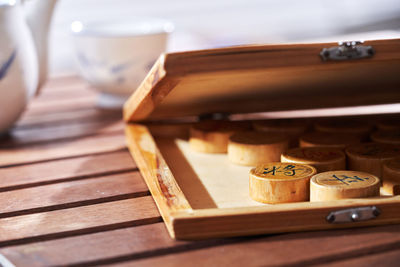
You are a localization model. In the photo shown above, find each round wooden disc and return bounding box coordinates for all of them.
[252,119,308,147]
[314,119,372,139]
[371,130,400,145]
[383,158,400,195]
[249,162,317,204]
[299,131,361,149]
[228,131,289,166]
[281,147,346,173]
[345,142,400,178]
[310,170,380,201]
[189,120,250,153]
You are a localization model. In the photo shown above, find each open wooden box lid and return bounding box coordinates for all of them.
[124,39,400,122]
[123,39,400,239]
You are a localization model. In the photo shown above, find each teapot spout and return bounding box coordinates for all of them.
[24,0,58,92]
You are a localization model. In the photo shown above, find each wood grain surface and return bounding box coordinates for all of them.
[0,76,399,266]
[124,39,400,122]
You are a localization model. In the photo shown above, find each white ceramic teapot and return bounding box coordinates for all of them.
[0,0,57,134]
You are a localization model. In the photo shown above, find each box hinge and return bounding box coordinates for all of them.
[326,206,381,224]
[320,41,375,61]
[198,112,230,121]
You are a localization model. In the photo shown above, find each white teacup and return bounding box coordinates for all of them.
[70,17,173,108]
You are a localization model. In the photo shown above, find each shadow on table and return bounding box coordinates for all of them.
[0,109,123,148]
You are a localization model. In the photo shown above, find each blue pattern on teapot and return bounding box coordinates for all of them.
[0,50,16,80]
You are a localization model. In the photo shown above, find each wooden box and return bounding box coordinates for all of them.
[123,39,400,239]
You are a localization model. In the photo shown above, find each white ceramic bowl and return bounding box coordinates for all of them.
[71,17,173,108]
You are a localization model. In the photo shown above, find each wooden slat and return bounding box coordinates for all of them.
[0,150,136,191]
[25,77,96,113]
[31,76,83,100]
[34,84,96,100]
[322,248,400,267]
[2,224,400,266]
[26,95,96,115]
[0,223,180,267]
[17,108,122,128]
[0,197,159,246]
[119,225,400,267]
[0,134,126,167]
[0,171,147,217]
[41,76,85,91]
[2,120,124,147]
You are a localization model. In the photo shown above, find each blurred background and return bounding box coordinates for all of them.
[50,0,400,76]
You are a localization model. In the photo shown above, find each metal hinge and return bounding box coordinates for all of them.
[326,206,381,224]
[198,112,230,121]
[320,41,375,61]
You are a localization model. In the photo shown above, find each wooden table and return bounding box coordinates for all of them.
[0,77,400,267]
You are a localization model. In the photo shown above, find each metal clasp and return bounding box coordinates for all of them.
[326,206,381,224]
[320,41,374,61]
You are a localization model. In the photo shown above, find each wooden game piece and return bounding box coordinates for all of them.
[189,120,250,153]
[382,158,400,195]
[310,170,380,201]
[370,130,400,145]
[252,119,308,147]
[345,143,400,178]
[314,119,372,140]
[249,162,316,204]
[281,147,346,173]
[299,131,361,150]
[228,131,289,166]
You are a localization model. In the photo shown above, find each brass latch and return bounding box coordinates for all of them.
[320,41,375,61]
